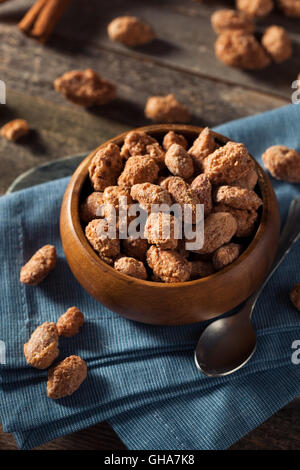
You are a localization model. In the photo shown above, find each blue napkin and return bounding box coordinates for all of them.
[1,104,300,450]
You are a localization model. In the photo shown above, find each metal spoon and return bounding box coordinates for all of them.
[195,197,300,377]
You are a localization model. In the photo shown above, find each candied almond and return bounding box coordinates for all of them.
[262,26,292,64]
[191,212,237,255]
[24,322,59,370]
[232,169,258,190]
[47,356,87,400]
[262,145,300,183]
[85,219,120,265]
[118,155,159,188]
[214,185,262,211]
[165,144,194,179]
[144,212,179,250]
[203,141,255,185]
[214,203,258,238]
[131,182,172,213]
[145,94,191,123]
[277,0,300,17]
[54,69,116,107]
[290,282,300,311]
[236,0,274,18]
[80,192,104,223]
[114,256,147,280]
[190,174,213,217]
[146,143,166,168]
[1,119,29,142]
[123,237,149,261]
[20,245,57,285]
[211,9,255,34]
[89,143,123,191]
[167,177,203,224]
[212,243,241,271]
[120,131,157,159]
[215,31,271,70]
[188,127,217,171]
[107,16,155,46]
[147,246,191,283]
[57,307,85,338]
[163,131,188,151]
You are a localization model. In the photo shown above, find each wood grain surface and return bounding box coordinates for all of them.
[0,0,299,451]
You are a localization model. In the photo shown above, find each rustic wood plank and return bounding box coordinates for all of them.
[0,89,128,195]
[1,0,298,99]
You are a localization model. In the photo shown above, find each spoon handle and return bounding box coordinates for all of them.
[248,197,300,315]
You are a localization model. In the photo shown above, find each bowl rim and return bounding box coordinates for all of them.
[65,124,270,289]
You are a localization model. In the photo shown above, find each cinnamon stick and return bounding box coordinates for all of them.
[18,0,71,43]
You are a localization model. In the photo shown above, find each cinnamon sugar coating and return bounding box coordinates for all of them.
[277,0,300,17]
[144,212,179,250]
[147,246,191,283]
[20,245,57,285]
[163,131,188,151]
[24,322,59,369]
[118,156,159,188]
[54,69,116,107]
[89,143,123,191]
[212,243,241,270]
[290,282,300,311]
[190,174,213,217]
[1,119,29,141]
[214,186,263,211]
[120,131,157,159]
[262,145,300,183]
[131,182,172,213]
[57,307,85,338]
[123,237,149,261]
[166,177,203,223]
[211,9,255,34]
[165,144,194,179]
[214,203,258,238]
[47,356,87,400]
[232,169,258,190]
[85,219,120,265]
[262,26,292,64]
[236,0,274,17]
[188,128,217,171]
[108,16,155,46]
[215,31,271,69]
[203,142,255,185]
[80,192,104,223]
[192,212,237,255]
[114,256,147,280]
[145,94,191,123]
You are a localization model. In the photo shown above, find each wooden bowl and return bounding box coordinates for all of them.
[60,124,280,325]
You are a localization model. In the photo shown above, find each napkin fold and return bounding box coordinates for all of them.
[1,104,300,450]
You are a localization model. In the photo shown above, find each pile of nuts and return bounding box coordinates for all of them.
[212,2,293,70]
[80,128,263,283]
[20,245,87,399]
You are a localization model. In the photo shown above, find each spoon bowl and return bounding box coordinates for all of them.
[195,312,257,377]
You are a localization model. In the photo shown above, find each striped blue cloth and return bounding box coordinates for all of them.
[1,104,300,450]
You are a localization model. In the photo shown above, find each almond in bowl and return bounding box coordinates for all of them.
[60,125,280,325]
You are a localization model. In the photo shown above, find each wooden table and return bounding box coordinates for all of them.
[0,0,299,450]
